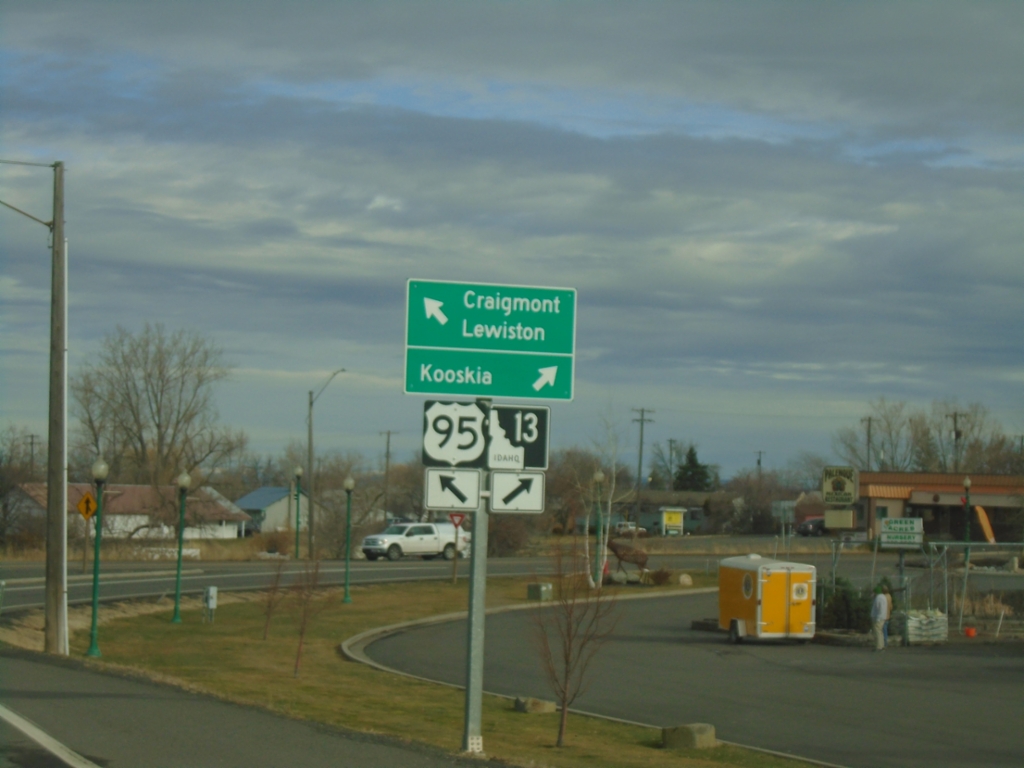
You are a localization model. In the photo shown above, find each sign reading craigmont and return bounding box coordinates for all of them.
[822,466,859,505]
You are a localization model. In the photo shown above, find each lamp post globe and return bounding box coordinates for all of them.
[171,471,192,624]
[343,476,355,603]
[86,457,109,657]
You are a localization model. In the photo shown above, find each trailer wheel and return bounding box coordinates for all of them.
[728,620,743,644]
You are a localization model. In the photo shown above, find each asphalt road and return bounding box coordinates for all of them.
[0,557,544,614]
[0,650,504,768]
[367,591,1024,768]
[4,549,1019,615]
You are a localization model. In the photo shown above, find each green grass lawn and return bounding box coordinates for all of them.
[70,573,817,768]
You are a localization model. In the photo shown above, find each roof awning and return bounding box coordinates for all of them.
[865,485,913,500]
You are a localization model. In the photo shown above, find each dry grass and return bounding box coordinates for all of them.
[17,574,819,768]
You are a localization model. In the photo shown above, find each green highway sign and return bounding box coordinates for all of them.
[405,279,576,400]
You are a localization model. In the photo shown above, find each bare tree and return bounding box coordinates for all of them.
[290,559,332,677]
[533,535,619,747]
[0,425,46,548]
[781,451,830,491]
[261,557,289,640]
[71,323,247,485]
[833,398,1016,473]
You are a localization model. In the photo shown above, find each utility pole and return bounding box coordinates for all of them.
[2,160,69,653]
[29,434,40,479]
[631,408,654,521]
[45,161,67,655]
[668,438,677,490]
[946,412,964,473]
[380,430,398,516]
[861,416,873,470]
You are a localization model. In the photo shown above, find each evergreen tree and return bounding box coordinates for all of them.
[674,445,712,491]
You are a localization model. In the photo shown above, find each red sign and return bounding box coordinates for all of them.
[449,512,466,528]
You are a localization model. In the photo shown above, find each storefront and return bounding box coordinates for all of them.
[858,472,1024,541]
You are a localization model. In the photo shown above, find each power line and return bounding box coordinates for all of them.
[861,417,873,471]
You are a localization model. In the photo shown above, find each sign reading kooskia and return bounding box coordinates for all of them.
[822,466,858,505]
[405,279,576,400]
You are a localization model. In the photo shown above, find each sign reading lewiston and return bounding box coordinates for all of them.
[405,279,575,400]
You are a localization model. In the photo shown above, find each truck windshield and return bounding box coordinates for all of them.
[382,525,409,535]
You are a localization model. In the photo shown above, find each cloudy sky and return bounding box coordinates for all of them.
[2,2,1022,478]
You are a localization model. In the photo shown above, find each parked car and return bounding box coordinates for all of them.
[361,522,470,561]
[613,521,647,536]
[797,517,826,537]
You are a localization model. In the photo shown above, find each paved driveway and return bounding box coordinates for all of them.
[367,591,1024,768]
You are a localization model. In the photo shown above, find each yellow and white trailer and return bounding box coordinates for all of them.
[718,555,816,643]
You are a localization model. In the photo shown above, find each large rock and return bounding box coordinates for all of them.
[678,573,693,586]
[663,723,717,750]
[606,571,628,585]
[514,697,556,714]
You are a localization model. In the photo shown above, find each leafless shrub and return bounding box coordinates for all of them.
[290,559,332,677]
[533,535,619,747]
[261,557,289,640]
[650,567,673,586]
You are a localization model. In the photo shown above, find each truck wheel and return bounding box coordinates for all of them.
[365,553,378,561]
[442,543,456,561]
[729,620,743,644]
[387,545,402,561]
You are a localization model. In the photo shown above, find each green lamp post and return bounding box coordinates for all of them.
[86,457,109,658]
[593,471,605,585]
[343,476,355,604]
[294,466,303,559]
[172,471,191,624]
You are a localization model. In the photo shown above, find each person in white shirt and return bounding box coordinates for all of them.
[871,587,890,651]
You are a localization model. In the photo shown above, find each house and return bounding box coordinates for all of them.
[234,485,313,533]
[14,483,251,540]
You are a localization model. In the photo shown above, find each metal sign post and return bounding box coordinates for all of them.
[462,484,489,754]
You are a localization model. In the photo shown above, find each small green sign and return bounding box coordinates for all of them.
[405,280,576,400]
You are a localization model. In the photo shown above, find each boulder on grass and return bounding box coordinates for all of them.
[663,723,717,750]
[514,697,557,714]
[678,573,693,586]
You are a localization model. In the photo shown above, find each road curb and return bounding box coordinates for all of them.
[340,587,851,768]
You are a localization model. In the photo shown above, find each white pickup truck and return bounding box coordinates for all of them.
[361,522,470,561]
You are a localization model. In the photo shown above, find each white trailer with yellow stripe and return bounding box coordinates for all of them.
[718,554,816,643]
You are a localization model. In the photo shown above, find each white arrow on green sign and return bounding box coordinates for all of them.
[405,279,576,400]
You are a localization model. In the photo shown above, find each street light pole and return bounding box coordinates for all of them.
[86,458,108,658]
[172,472,192,624]
[343,476,355,604]
[308,368,344,560]
[294,466,303,559]
[959,476,972,631]
[593,471,605,586]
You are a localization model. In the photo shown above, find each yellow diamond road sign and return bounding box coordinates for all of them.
[77,492,97,520]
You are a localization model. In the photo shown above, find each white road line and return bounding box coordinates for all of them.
[0,703,102,768]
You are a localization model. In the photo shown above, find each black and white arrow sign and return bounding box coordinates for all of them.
[489,470,545,514]
[424,468,481,510]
